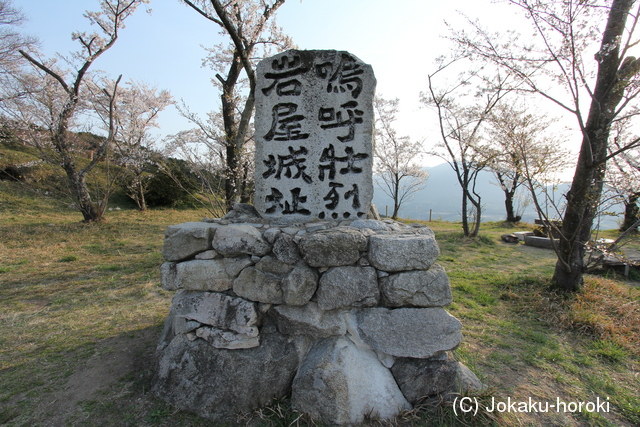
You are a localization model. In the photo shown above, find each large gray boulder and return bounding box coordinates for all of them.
[153,331,300,422]
[317,266,379,310]
[368,233,440,272]
[291,336,411,425]
[355,307,462,358]
[298,228,367,267]
[380,263,452,307]
[212,224,271,257]
[162,222,219,261]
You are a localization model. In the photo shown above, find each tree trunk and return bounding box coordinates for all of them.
[620,192,640,232]
[220,55,243,213]
[138,180,147,211]
[551,0,635,292]
[66,166,101,222]
[471,199,482,237]
[461,187,470,236]
[392,173,400,219]
[497,172,521,223]
[504,190,522,223]
[54,109,104,223]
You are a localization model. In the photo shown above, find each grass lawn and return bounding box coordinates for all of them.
[1,181,638,426]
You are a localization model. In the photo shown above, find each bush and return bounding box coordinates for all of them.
[144,158,200,208]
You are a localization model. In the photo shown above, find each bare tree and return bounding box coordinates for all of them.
[450,0,640,291]
[180,0,291,211]
[1,0,150,222]
[487,101,572,224]
[373,95,428,219]
[422,58,511,237]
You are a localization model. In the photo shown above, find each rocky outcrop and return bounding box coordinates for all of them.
[152,206,482,425]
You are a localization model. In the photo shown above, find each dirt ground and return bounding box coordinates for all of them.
[7,327,162,427]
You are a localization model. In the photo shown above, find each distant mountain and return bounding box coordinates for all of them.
[372,163,623,230]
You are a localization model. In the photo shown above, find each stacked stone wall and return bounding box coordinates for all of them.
[152,207,482,425]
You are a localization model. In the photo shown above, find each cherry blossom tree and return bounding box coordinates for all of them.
[450,0,640,292]
[373,95,428,219]
[180,0,291,211]
[2,0,150,222]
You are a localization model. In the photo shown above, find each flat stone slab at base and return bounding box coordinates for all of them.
[292,336,411,425]
[524,235,557,249]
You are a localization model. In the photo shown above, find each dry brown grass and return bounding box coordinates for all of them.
[536,277,640,356]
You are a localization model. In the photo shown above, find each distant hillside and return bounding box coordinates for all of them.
[372,163,623,230]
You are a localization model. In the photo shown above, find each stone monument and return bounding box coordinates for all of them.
[152,50,483,425]
[255,50,375,221]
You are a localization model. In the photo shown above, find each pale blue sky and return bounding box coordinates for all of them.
[16,0,529,164]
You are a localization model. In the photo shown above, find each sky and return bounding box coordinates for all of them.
[16,0,560,167]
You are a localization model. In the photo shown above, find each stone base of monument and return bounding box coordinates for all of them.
[151,204,483,425]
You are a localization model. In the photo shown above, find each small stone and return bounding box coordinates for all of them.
[160,262,177,291]
[263,227,281,244]
[223,256,253,278]
[367,203,381,220]
[234,267,284,304]
[256,255,294,275]
[358,256,370,266]
[174,259,233,292]
[281,227,299,235]
[272,302,346,338]
[195,250,222,260]
[501,234,519,244]
[350,219,393,231]
[282,263,318,306]
[195,326,259,349]
[380,264,452,307]
[317,266,379,310]
[212,224,271,257]
[298,228,367,267]
[391,355,484,404]
[368,233,440,272]
[162,222,220,262]
[168,291,260,349]
[272,232,302,264]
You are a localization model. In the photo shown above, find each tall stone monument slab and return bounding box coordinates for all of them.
[254,50,376,221]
